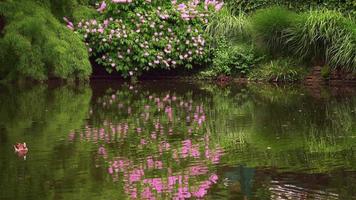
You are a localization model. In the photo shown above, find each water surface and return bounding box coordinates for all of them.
[1,81,356,200]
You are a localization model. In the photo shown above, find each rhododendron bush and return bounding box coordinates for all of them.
[72,0,224,77]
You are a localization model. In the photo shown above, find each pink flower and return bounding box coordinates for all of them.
[66,25,74,30]
[108,167,114,174]
[140,138,147,145]
[112,0,130,3]
[98,146,107,156]
[215,2,224,11]
[104,19,109,26]
[209,174,219,183]
[63,17,74,30]
[97,1,106,12]
[178,3,186,10]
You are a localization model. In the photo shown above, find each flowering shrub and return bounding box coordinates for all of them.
[73,0,224,77]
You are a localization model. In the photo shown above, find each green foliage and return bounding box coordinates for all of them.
[250,6,297,55]
[321,65,331,78]
[206,7,251,44]
[225,0,270,14]
[71,5,98,23]
[35,0,95,19]
[200,40,262,77]
[0,1,91,81]
[250,7,356,72]
[284,9,356,71]
[0,84,94,200]
[248,58,308,82]
[76,0,212,77]
[225,0,356,17]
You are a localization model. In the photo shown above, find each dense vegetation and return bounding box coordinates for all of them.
[0,0,355,81]
[0,0,93,81]
[203,3,356,81]
[74,0,216,77]
[224,0,355,16]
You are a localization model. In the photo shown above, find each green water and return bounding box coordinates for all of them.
[1,81,356,200]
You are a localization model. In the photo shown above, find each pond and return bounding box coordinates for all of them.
[1,80,356,200]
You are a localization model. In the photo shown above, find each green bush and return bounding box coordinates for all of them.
[250,7,356,72]
[206,7,251,44]
[200,40,262,77]
[71,5,98,23]
[225,0,355,17]
[248,58,307,82]
[285,9,356,71]
[0,1,91,81]
[75,0,219,77]
[35,0,95,19]
[250,6,297,56]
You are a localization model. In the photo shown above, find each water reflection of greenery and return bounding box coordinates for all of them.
[202,83,356,173]
[0,84,93,199]
[1,81,356,199]
[0,84,91,144]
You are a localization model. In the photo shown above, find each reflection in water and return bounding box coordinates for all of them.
[70,84,224,199]
[0,81,356,199]
[269,180,338,200]
[13,142,29,160]
[0,84,92,200]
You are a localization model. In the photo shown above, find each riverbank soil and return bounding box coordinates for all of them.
[305,66,356,86]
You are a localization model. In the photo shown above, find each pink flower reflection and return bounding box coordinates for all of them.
[67,90,224,199]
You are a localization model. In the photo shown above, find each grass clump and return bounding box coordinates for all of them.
[224,0,355,17]
[206,7,251,44]
[0,1,91,81]
[285,9,356,71]
[250,6,297,56]
[250,7,356,72]
[248,58,308,82]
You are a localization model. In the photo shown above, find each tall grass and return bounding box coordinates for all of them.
[250,7,356,71]
[248,58,308,82]
[206,7,251,44]
[284,10,356,70]
[250,6,297,56]
[328,22,356,71]
[224,0,355,17]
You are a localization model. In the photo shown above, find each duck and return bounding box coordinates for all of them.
[14,142,28,160]
[14,142,28,154]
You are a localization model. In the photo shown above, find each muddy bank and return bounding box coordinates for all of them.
[305,66,356,87]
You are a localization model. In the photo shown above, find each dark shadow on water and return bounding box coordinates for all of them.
[0,14,5,36]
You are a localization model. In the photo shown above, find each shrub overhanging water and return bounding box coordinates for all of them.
[72,0,224,77]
